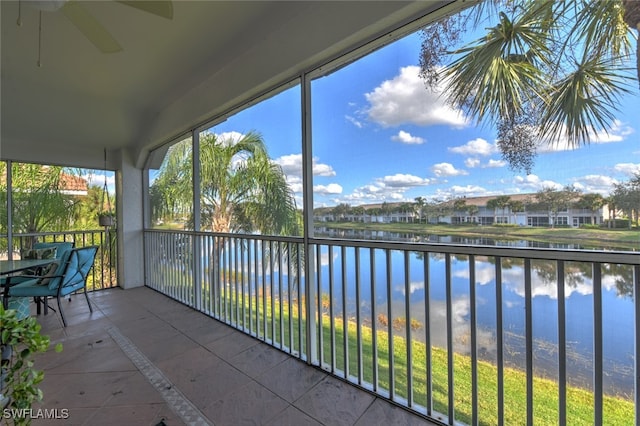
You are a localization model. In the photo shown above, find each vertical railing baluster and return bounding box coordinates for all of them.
[634,265,640,426]
[593,262,603,426]
[404,250,413,407]
[242,238,247,330]
[253,239,259,336]
[279,241,284,349]
[170,234,175,298]
[236,237,241,327]
[329,245,335,372]
[262,239,267,340]
[270,240,276,344]
[205,236,210,314]
[525,258,533,426]
[355,247,363,385]
[342,245,349,377]
[316,244,324,366]
[234,237,240,326]
[215,236,222,318]
[558,261,566,426]
[424,250,432,416]
[496,256,504,426]
[221,236,227,322]
[371,247,378,392]
[246,238,252,334]
[445,253,454,422]
[288,242,294,352]
[297,243,303,356]
[386,248,394,400]
[469,254,478,426]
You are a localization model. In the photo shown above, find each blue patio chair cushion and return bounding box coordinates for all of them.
[21,246,57,260]
[9,279,55,297]
[33,242,73,259]
[58,248,95,291]
[46,248,74,291]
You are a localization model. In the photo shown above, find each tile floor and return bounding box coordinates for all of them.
[18,287,439,426]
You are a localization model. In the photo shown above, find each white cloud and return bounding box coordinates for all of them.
[336,174,433,205]
[376,173,433,188]
[572,175,619,195]
[391,130,425,144]
[465,158,480,168]
[345,115,363,128]
[314,183,343,195]
[513,174,562,191]
[449,138,497,156]
[285,176,303,193]
[274,154,336,177]
[538,120,634,152]
[613,163,640,176]
[365,65,467,128]
[449,185,487,195]
[431,162,468,177]
[484,159,507,168]
[216,131,245,145]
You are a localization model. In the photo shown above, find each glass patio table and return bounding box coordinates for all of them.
[1,259,55,309]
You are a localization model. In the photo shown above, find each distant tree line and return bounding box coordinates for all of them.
[318,174,640,229]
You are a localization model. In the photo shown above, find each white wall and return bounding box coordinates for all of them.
[115,149,144,289]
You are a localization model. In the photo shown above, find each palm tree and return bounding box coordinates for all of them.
[577,193,606,225]
[508,199,525,224]
[414,196,427,224]
[0,164,77,236]
[453,197,467,223]
[466,204,479,223]
[150,140,193,226]
[351,206,366,222]
[420,1,639,172]
[152,131,299,236]
[487,195,511,224]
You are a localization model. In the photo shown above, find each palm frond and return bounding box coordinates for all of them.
[540,54,633,147]
[575,0,632,62]
[443,4,554,124]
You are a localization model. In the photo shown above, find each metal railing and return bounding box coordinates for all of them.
[144,229,640,425]
[1,230,118,291]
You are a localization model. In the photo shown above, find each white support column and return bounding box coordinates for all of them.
[116,149,144,289]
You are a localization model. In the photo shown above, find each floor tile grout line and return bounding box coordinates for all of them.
[106,326,213,426]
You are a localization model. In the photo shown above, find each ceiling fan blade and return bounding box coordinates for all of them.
[60,1,122,53]
[116,1,173,20]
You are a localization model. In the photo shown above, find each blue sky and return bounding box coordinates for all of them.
[207,28,639,210]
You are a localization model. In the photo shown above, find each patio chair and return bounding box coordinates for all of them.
[0,241,74,286]
[1,242,75,319]
[7,246,98,327]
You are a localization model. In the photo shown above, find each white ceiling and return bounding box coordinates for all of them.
[1,0,455,169]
